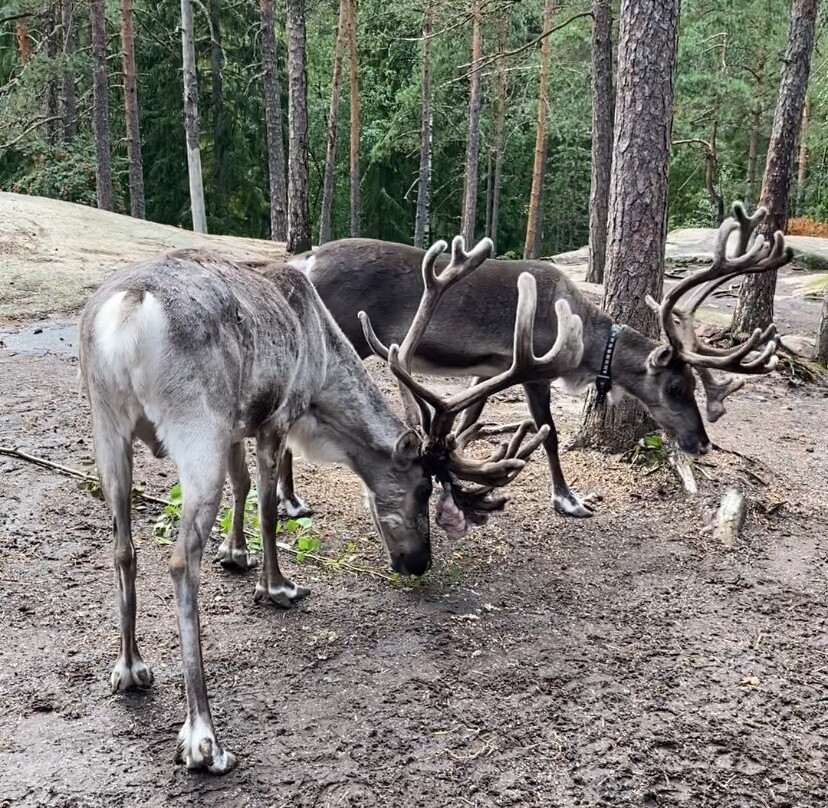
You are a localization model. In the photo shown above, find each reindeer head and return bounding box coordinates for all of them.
[361,236,584,543]
[362,427,434,576]
[636,203,792,453]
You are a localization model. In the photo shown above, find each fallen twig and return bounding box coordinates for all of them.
[713,488,746,548]
[0,445,394,582]
[669,450,698,495]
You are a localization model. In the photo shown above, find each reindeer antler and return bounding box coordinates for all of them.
[359,237,584,530]
[645,203,793,420]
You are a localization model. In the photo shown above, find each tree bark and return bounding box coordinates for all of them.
[261,0,289,241]
[180,0,207,232]
[731,0,818,335]
[121,0,145,219]
[586,0,613,283]
[578,0,681,451]
[62,0,77,141]
[413,0,433,249]
[816,292,828,364]
[489,11,509,254]
[347,0,360,237]
[796,93,810,214]
[523,0,554,259]
[16,20,31,64]
[746,110,760,210]
[485,147,494,238]
[703,121,724,224]
[319,0,348,245]
[210,0,227,223]
[460,0,483,244]
[90,0,114,211]
[285,0,311,253]
[45,4,59,146]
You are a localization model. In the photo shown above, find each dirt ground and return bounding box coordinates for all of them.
[1,313,827,808]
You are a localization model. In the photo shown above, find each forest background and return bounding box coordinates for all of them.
[2,0,826,260]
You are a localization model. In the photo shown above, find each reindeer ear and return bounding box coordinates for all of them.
[647,344,674,371]
[392,429,421,470]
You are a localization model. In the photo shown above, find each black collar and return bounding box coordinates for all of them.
[595,324,621,404]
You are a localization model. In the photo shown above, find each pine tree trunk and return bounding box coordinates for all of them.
[746,108,761,209]
[62,0,77,141]
[460,0,483,245]
[484,147,494,237]
[16,20,31,64]
[320,0,348,245]
[704,120,724,224]
[796,93,810,214]
[347,0,360,237]
[489,12,509,254]
[414,0,433,249]
[731,0,817,335]
[744,55,765,210]
[45,4,59,145]
[587,0,613,284]
[90,0,114,211]
[121,0,145,219]
[523,0,554,259]
[261,0,288,241]
[210,0,227,223]
[816,292,828,364]
[285,0,311,253]
[578,0,680,452]
[180,0,207,232]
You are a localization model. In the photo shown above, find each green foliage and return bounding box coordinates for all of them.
[152,482,183,546]
[154,482,322,561]
[628,432,670,469]
[1,0,826,258]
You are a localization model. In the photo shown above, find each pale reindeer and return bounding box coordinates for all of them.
[79,236,583,773]
[277,204,791,519]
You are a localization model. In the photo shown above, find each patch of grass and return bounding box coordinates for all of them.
[153,482,322,560]
[626,432,670,469]
[151,482,183,546]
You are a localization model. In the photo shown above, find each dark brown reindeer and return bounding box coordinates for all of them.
[278,203,791,519]
[79,237,582,773]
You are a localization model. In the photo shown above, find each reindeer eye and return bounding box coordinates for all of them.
[667,380,684,400]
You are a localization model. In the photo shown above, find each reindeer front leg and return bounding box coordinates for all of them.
[523,381,600,518]
[253,429,310,608]
[169,448,236,774]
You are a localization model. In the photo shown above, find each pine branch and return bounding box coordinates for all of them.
[452,9,593,84]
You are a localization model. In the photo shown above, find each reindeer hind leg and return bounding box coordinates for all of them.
[92,410,153,692]
[166,427,236,774]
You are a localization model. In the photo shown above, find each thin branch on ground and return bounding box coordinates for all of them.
[0,445,394,582]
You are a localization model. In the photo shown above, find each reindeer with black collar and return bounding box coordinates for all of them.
[280,203,791,518]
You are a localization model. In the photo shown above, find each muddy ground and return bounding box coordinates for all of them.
[1,318,827,808]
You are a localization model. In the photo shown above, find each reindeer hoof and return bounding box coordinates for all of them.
[282,494,313,519]
[175,720,236,774]
[215,540,256,572]
[253,579,310,609]
[110,657,153,693]
[553,490,601,518]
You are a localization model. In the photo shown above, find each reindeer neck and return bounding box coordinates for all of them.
[307,336,405,489]
[567,305,660,396]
